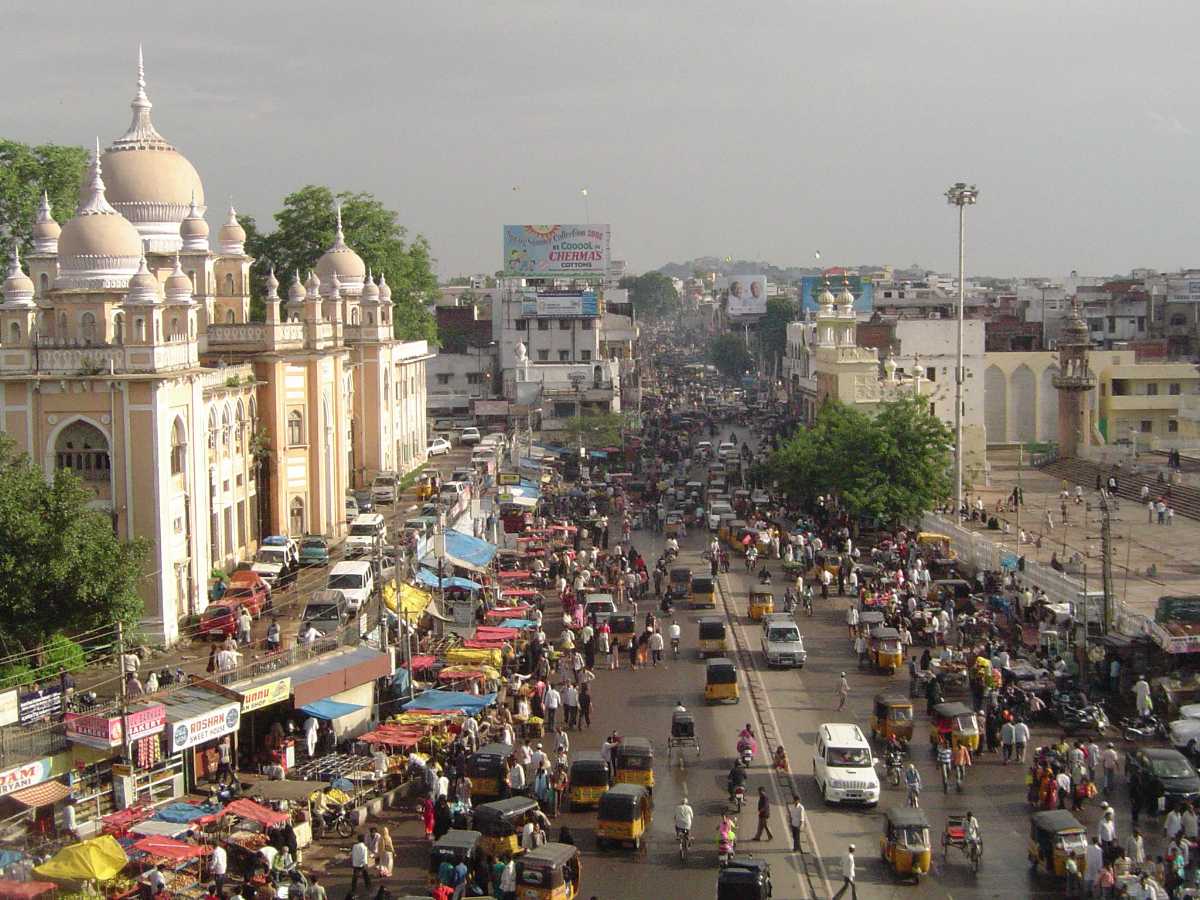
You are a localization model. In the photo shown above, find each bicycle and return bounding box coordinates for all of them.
[677,827,691,863]
[906,783,921,808]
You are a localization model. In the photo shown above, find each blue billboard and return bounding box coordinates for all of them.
[800,276,874,314]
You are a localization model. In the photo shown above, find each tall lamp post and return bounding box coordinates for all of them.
[945,182,979,521]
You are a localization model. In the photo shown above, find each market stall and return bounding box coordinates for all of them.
[244,781,330,850]
[0,881,55,900]
[33,835,127,889]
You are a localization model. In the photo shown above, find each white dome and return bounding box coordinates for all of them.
[124,255,160,305]
[315,205,365,291]
[165,256,193,303]
[58,142,143,288]
[31,192,61,254]
[2,247,34,305]
[180,193,209,251]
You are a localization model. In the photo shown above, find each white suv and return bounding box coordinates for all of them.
[812,723,880,806]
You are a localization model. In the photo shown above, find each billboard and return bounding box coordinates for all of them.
[519,290,599,318]
[800,276,874,313]
[504,225,610,276]
[720,275,767,317]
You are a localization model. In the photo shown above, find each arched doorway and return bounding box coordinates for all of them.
[54,419,110,482]
[1012,365,1037,442]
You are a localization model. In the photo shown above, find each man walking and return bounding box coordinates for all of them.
[1000,718,1015,764]
[831,844,857,900]
[349,835,371,894]
[752,787,774,841]
[788,796,806,852]
[1014,718,1030,763]
[836,672,850,711]
[543,683,561,732]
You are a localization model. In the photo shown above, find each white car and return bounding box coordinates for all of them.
[707,501,733,531]
[812,723,880,806]
[761,621,806,668]
[460,427,482,446]
[1170,718,1200,757]
[427,437,451,456]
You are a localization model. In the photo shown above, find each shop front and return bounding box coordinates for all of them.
[65,700,169,821]
[231,675,294,776]
[160,686,241,792]
[0,757,69,844]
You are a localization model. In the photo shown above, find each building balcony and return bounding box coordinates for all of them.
[1103,394,1184,412]
[206,322,308,352]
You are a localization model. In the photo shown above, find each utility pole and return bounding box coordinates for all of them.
[1015,443,1023,548]
[945,183,979,521]
[116,622,128,713]
[1099,493,1114,634]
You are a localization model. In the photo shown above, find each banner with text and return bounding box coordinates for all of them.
[504,225,610,276]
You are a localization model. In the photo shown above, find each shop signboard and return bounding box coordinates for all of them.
[65,713,124,750]
[0,757,51,797]
[124,704,167,741]
[503,225,610,276]
[18,686,63,724]
[498,472,520,486]
[168,702,240,754]
[0,691,17,728]
[240,677,291,713]
[1155,595,1200,625]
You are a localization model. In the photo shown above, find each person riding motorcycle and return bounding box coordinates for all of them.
[717,813,737,859]
[669,620,681,656]
[758,567,772,584]
[727,761,747,801]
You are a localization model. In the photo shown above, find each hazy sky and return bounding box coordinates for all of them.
[4,0,1199,280]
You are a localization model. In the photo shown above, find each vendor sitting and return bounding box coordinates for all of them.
[271,846,296,877]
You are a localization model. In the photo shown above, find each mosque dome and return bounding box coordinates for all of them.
[124,255,161,305]
[180,194,209,250]
[315,205,366,289]
[31,192,61,254]
[58,142,144,287]
[378,272,392,302]
[165,256,193,301]
[89,49,205,252]
[287,270,306,303]
[361,272,380,304]
[216,206,246,255]
[2,247,35,305]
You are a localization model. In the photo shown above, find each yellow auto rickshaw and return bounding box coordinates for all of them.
[916,532,956,560]
[698,617,729,657]
[613,737,654,793]
[595,783,652,850]
[880,807,932,881]
[726,519,748,550]
[929,702,980,751]
[415,472,437,502]
[748,590,774,622]
[472,796,541,859]
[690,575,716,609]
[869,626,903,674]
[428,830,482,890]
[869,694,914,744]
[609,614,636,645]
[466,742,513,802]
[515,842,581,900]
[705,656,739,704]
[567,751,611,811]
[1028,810,1088,878]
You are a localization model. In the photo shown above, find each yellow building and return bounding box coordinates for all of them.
[0,55,430,644]
[1096,357,1200,446]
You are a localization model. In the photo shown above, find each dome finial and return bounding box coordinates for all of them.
[3,243,34,305]
[114,45,172,150]
[334,201,346,247]
[78,139,118,216]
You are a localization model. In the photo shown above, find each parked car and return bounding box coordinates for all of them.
[326,561,375,613]
[427,437,452,457]
[252,537,299,588]
[353,490,375,514]
[346,513,386,557]
[228,570,273,609]
[345,496,359,524]
[299,535,331,566]
[1126,747,1200,807]
[298,590,347,638]
[460,427,482,446]
[199,601,245,639]
[371,472,397,504]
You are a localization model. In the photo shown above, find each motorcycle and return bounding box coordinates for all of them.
[732,785,746,812]
[757,569,772,585]
[737,736,756,768]
[314,804,353,839]
[671,637,680,660]
[1121,714,1167,742]
[885,751,904,787]
[1055,697,1110,736]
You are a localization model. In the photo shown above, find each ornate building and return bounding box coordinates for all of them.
[1052,297,1096,457]
[0,54,431,644]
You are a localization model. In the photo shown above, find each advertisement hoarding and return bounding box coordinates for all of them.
[168,702,240,754]
[720,275,767,317]
[0,758,52,797]
[239,678,291,713]
[504,225,610,276]
[799,276,875,313]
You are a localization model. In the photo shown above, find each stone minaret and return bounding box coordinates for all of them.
[1052,297,1096,457]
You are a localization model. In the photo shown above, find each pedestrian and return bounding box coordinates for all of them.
[752,787,773,841]
[238,606,252,646]
[836,672,849,711]
[1014,718,1030,763]
[209,843,227,893]
[1101,743,1119,794]
[1100,808,1118,861]
[831,844,857,900]
[562,683,579,730]
[578,683,592,729]
[649,629,664,667]
[788,796,805,852]
[349,835,371,894]
[543,683,561,732]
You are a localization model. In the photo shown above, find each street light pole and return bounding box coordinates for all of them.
[945,182,979,522]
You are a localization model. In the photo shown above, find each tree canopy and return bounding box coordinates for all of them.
[708,333,754,379]
[563,412,634,449]
[0,140,88,256]
[0,435,149,655]
[770,395,953,527]
[619,272,680,320]
[244,186,439,344]
[759,295,798,368]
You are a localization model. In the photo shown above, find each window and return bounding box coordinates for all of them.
[580,350,592,362]
[580,319,592,330]
[537,350,549,361]
[466,373,483,385]
[558,350,570,362]
[1147,383,1158,396]
[38,273,47,296]
[80,312,96,344]
[289,497,305,535]
[553,401,576,418]
[235,402,245,454]
[1107,316,1116,333]
[225,309,235,324]
[436,374,452,386]
[1171,314,1187,327]
[1141,420,1153,433]
[1138,316,1146,331]
[926,366,936,382]
[224,273,234,295]
[7,322,19,343]
[1170,383,1181,395]
[537,320,550,331]
[1169,420,1179,433]
[170,418,187,476]
[558,319,571,330]
[287,411,305,447]
[515,319,527,330]
[55,420,110,482]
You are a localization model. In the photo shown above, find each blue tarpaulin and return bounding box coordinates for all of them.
[509,484,540,500]
[298,699,364,720]
[401,690,497,713]
[153,803,209,824]
[415,569,482,591]
[498,619,538,629]
[589,450,608,459]
[443,530,498,572]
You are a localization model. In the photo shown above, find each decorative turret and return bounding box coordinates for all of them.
[2,246,35,306]
[264,267,282,324]
[285,270,305,321]
[31,192,61,255]
[124,254,161,306]
[815,280,838,349]
[164,255,194,307]
[216,205,246,256]
[1052,296,1096,456]
[180,191,209,251]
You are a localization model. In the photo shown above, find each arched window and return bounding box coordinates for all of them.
[188,270,196,291]
[8,322,20,343]
[367,311,375,325]
[80,312,96,345]
[170,316,180,338]
[170,417,187,476]
[350,307,360,325]
[221,406,231,451]
[289,497,305,536]
[287,410,304,447]
[113,312,124,346]
[248,396,258,431]
[207,409,217,451]
[235,401,245,455]
[224,273,235,295]
[225,309,235,324]
[57,312,67,338]
[54,420,110,482]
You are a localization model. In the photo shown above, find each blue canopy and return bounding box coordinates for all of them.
[401,690,497,713]
[589,450,608,459]
[499,618,538,629]
[415,569,482,591]
[444,530,498,571]
[299,699,364,720]
[509,484,540,500]
[153,803,209,824]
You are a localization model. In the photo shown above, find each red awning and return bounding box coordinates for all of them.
[408,655,438,670]
[501,589,540,598]
[133,835,210,861]
[0,881,56,900]
[8,780,70,808]
[475,627,518,639]
[484,605,532,620]
[496,570,532,580]
[357,725,425,748]
[463,639,508,649]
[221,798,290,828]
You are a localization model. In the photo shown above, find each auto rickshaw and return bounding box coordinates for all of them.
[613,737,654,793]
[869,694,914,744]
[690,575,716,609]
[725,520,748,550]
[869,626,903,674]
[1028,810,1088,878]
[567,751,611,811]
[428,830,482,889]
[668,567,692,603]
[813,549,842,576]
[472,796,541,859]
[858,610,885,635]
[880,806,932,881]
[748,590,774,622]
[667,707,701,765]
[705,656,739,704]
[609,614,636,644]
[595,783,652,850]
[515,842,581,900]
[916,531,956,560]
[466,742,513,802]
[929,702,980,751]
[698,617,729,657]
[717,856,772,900]
[415,472,437,502]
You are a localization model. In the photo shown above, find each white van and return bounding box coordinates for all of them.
[346,513,386,556]
[812,723,880,806]
[371,472,397,504]
[326,560,375,614]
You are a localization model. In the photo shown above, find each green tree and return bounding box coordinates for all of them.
[564,412,634,448]
[759,295,798,367]
[0,140,88,255]
[707,333,754,379]
[244,186,439,343]
[618,272,680,320]
[0,435,150,655]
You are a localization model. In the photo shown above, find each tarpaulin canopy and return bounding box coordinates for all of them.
[357,724,426,748]
[415,570,482,591]
[501,588,541,598]
[495,570,532,581]
[484,604,532,619]
[501,494,537,508]
[152,803,209,824]
[443,530,498,572]
[0,881,56,900]
[8,780,70,808]
[475,626,519,639]
[130,820,193,838]
[438,664,499,682]
[220,798,290,828]
[132,836,209,861]
[499,619,538,629]
[463,639,508,649]
[34,835,127,883]
[401,690,496,713]
[447,647,503,669]
[299,699,364,721]
[408,655,438,670]
[385,583,431,620]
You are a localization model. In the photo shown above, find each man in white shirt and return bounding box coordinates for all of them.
[543,685,561,732]
[832,844,856,899]
[674,796,694,837]
[1084,837,1103,895]
[349,836,370,893]
[649,630,664,667]
[788,797,806,852]
[562,684,579,729]
[508,760,526,796]
[1013,720,1030,762]
[846,605,859,640]
[209,844,227,891]
[499,859,516,896]
[1134,676,1153,718]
